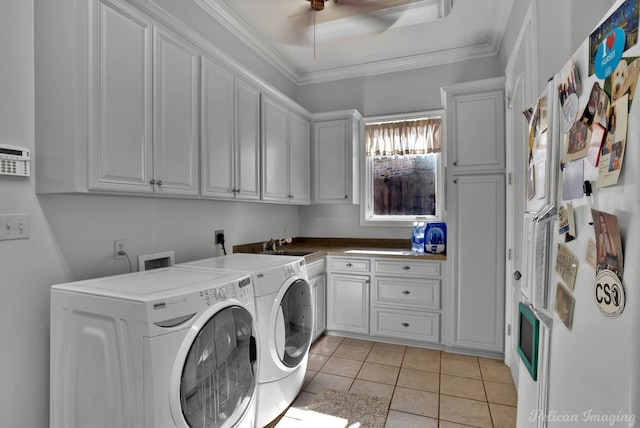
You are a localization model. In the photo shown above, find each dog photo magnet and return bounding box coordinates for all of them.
[595,27,625,79]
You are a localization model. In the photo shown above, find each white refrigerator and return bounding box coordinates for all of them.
[517,0,640,426]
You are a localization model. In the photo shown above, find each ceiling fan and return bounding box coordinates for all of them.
[288,0,450,46]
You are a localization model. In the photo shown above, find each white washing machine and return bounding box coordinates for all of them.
[181,254,314,427]
[50,266,259,428]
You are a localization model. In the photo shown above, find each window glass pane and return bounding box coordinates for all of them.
[372,154,438,216]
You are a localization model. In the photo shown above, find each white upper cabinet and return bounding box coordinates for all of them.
[89,0,153,193]
[289,113,311,205]
[91,1,199,195]
[261,95,311,205]
[442,78,506,173]
[200,57,261,201]
[312,111,362,204]
[152,27,199,196]
[36,0,199,196]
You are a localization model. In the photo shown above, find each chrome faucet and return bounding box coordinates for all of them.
[262,236,292,252]
[262,239,277,252]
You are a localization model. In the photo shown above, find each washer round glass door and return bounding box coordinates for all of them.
[274,279,313,368]
[180,306,256,428]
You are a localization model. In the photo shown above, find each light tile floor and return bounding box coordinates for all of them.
[266,334,517,428]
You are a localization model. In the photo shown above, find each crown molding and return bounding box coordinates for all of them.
[193,0,302,84]
[194,0,511,87]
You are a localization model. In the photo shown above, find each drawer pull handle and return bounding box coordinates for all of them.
[401,322,410,328]
[402,290,410,295]
[402,266,411,270]
[346,263,353,267]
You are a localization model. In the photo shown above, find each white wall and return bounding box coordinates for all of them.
[1,2,298,427]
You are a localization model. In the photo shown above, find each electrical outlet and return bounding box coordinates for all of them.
[215,230,225,244]
[114,239,126,260]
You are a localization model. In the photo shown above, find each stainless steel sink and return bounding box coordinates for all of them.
[260,250,315,257]
[344,249,414,256]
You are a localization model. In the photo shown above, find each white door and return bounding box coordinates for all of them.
[90,0,153,192]
[201,57,235,199]
[505,4,536,383]
[289,113,311,204]
[261,96,290,202]
[153,28,199,196]
[235,78,261,200]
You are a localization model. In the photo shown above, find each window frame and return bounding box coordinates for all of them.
[360,110,446,227]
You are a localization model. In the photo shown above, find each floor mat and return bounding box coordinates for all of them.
[303,389,391,428]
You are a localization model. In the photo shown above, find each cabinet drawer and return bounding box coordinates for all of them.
[371,308,440,343]
[374,259,440,277]
[329,257,371,273]
[374,277,440,310]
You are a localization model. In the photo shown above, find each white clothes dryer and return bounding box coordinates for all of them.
[182,254,314,427]
[50,266,259,428]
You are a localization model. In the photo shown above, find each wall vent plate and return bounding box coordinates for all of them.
[138,251,175,271]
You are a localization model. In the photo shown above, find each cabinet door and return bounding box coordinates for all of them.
[261,96,290,203]
[313,119,350,203]
[443,78,505,173]
[235,78,261,200]
[449,173,505,353]
[153,28,199,195]
[312,273,327,341]
[89,0,153,193]
[201,57,235,199]
[327,273,369,334]
[289,113,311,205]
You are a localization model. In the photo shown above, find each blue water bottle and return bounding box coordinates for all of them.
[411,222,419,252]
[415,222,426,254]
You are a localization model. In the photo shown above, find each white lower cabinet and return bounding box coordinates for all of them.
[327,256,442,345]
[308,259,327,342]
[327,273,370,335]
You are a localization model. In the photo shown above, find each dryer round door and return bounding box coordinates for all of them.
[274,278,313,368]
[173,305,257,428]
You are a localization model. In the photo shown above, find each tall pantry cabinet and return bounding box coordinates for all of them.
[441,77,506,357]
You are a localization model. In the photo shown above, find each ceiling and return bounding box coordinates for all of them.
[193,0,513,85]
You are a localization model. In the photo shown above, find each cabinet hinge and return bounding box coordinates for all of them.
[508,248,512,260]
[508,172,512,185]
[505,92,512,109]
[507,324,512,336]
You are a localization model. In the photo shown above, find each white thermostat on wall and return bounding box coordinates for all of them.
[0,144,30,177]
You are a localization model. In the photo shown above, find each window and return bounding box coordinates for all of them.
[361,111,444,226]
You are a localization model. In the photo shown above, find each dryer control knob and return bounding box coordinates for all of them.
[217,287,227,300]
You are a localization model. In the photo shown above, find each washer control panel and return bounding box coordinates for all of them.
[198,277,253,306]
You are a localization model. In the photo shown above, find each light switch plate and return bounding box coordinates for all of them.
[0,213,30,240]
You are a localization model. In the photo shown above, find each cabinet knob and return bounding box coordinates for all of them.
[344,195,348,199]
[156,180,163,186]
[514,270,522,280]
[402,290,410,295]
[402,266,410,270]
[149,179,156,185]
[401,322,410,328]
[346,263,353,267]
[453,161,458,166]
[236,189,240,194]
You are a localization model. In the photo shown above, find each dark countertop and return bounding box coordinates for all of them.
[233,237,446,264]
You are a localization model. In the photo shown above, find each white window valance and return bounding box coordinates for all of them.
[365,118,442,156]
